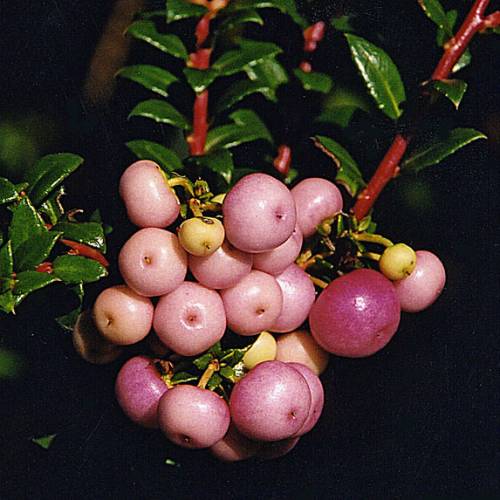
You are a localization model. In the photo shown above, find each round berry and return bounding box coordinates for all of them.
[379,243,417,281]
[242,331,277,370]
[178,217,225,257]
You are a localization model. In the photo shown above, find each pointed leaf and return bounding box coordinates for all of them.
[117,65,178,97]
[436,9,457,46]
[13,271,59,297]
[402,128,487,172]
[126,140,184,172]
[31,434,57,450]
[193,352,213,370]
[418,0,449,32]
[171,371,198,384]
[0,177,18,205]
[245,57,288,88]
[212,40,282,77]
[194,149,234,184]
[207,372,223,391]
[38,187,65,226]
[26,154,84,206]
[432,79,468,109]
[0,291,15,314]
[53,222,106,252]
[52,255,108,284]
[345,34,406,120]
[219,9,263,31]
[127,20,188,60]
[166,0,207,23]
[294,69,332,94]
[129,99,190,130]
[452,49,471,73]
[8,197,46,253]
[227,0,306,27]
[313,136,366,197]
[215,80,275,112]
[182,68,218,93]
[13,231,61,271]
[0,241,13,277]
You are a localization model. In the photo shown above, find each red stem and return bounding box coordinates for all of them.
[60,239,109,268]
[353,0,498,220]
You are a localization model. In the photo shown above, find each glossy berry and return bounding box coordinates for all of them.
[178,217,225,257]
[210,425,260,462]
[242,331,277,370]
[379,243,417,281]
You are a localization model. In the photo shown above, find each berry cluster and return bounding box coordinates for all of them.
[75,160,445,462]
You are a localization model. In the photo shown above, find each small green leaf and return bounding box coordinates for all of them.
[452,49,471,74]
[212,40,282,77]
[294,69,332,94]
[436,9,457,46]
[432,79,468,109]
[182,68,219,93]
[129,99,190,130]
[8,197,46,253]
[171,371,198,384]
[219,365,236,381]
[0,291,15,314]
[194,149,234,184]
[0,241,13,277]
[216,80,275,112]
[0,348,24,379]
[13,231,61,272]
[31,434,57,450]
[38,187,65,226]
[26,154,84,206]
[13,271,59,297]
[127,20,188,59]
[345,34,406,120]
[166,0,207,23]
[52,255,108,284]
[165,458,180,467]
[331,14,357,33]
[402,128,487,172]
[206,109,272,151]
[208,341,223,357]
[227,0,306,27]
[117,65,178,97]
[126,140,184,172]
[418,0,449,32]
[245,58,288,89]
[193,352,213,371]
[219,9,264,31]
[55,306,82,332]
[0,177,18,205]
[53,222,106,252]
[219,348,247,366]
[313,136,366,197]
[207,372,223,391]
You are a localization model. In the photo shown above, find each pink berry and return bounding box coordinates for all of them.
[393,250,446,312]
[223,173,296,253]
[309,269,400,358]
[291,178,343,238]
[210,425,260,462]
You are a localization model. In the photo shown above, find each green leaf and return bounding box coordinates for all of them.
[0,241,13,277]
[432,79,468,109]
[129,99,190,130]
[418,0,449,32]
[164,458,180,467]
[294,69,332,94]
[245,57,288,89]
[126,140,184,172]
[31,434,57,450]
[0,177,18,205]
[402,128,487,172]
[207,372,223,391]
[52,255,108,284]
[117,65,178,97]
[216,80,276,112]
[218,9,263,31]
[166,0,207,23]
[0,349,24,379]
[13,271,59,297]
[345,34,406,120]
[13,231,61,272]
[452,49,471,73]
[55,284,84,331]
[194,149,234,184]
[140,9,166,19]
[436,9,457,46]
[182,68,218,93]
[25,154,84,206]
[205,109,272,151]
[171,371,198,384]
[331,14,357,33]
[313,136,366,197]
[212,40,282,77]
[219,365,236,381]
[127,20,188,59]
[0,291,15,314]
[193,352,213,371]
[38,187,65,226]
[208,341,223,357]
[219,348,247,366]
[53,222,106,252]
[8,197,46,253]
[227,0,306,27]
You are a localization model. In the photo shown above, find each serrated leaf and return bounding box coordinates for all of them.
[13,271,59,297]
[38,187,65,226]
[13,231,61,271]
[194,149,234,184]
[126,140,184,172]
[402,128,487,172]
[219,9,263,31]
[117,65,178,97]
[452,49,471,73]
[227,0,306,27]
[129,99,190,130]
[127,20,188,59]
[0,177,18,205]
[0,291,15,313]
[436,9,457,46]
[53,222,106,252]
[313,136,366,197]
[212,40,282,77]
[207,372,223,391]
[182,68,218,93]
[171,371,198,384]
[418,0,449,32]
[432,79,468,109]
[345,34,406,120]
[215,80,275,112]
[52,255,108,284]
[166,0,207,23]
[294,69,332,94]
[193,352,213,371]
[206,109,272,151]
[8,197,46,253]
[32,434,57,450]
[0,241,13,277]
[25,154,84,206]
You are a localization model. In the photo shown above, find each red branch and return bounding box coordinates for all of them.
[352,0,499,220]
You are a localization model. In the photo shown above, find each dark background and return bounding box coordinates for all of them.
[0,1,498,498]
